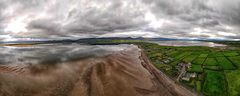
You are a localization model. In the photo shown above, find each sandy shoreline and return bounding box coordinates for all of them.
[0,45,196,96]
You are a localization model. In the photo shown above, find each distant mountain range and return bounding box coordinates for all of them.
[0,37,236,44]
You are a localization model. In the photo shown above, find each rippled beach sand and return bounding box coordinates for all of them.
[0,44,196,96]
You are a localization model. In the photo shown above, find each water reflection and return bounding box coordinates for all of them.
[0,44,132,65]
[149,41,226,47]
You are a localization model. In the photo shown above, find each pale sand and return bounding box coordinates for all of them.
[0,45,196,96]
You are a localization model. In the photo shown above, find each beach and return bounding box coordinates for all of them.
[0,45,196,96]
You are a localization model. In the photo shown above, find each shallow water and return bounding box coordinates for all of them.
[0,43,134,65]
[0,41,225,65]
[149,40,226,47]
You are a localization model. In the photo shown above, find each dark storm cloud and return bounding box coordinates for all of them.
[0,0,148,38]
[0,0,239,40]
[28,19,60,33]
[141,0,240,39]
[210,0,240,25]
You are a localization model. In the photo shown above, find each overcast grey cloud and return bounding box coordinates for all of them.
[0,0,239,41]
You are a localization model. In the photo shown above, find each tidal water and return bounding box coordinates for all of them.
[0,41,226,65]
[0,44,133,65]
[149,40,226,47]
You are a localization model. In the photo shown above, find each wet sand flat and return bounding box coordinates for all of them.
[0,45,196,96]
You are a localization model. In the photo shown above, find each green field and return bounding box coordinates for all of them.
[204,58,218,66]
[199,54,208,58]
[203,70,227,96]
[192,57,206,65]
[225,70,240,96]
[208,52,224,57]
[175,52,191,60]
[188,64,203,73]
[167,51,180,57]
[196,81,202,92]
[170,59,181,66]
[228,56,240,67]
[216,57,236,70]
[183,54,198,62]
[203,66,221,70]
[223,52,239,57]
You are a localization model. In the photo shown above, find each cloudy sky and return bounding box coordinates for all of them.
[0,0,240,41]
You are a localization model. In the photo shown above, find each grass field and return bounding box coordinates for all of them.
[182,54,198,62]
[167,51,180,57]
[204,58,218,66]
[208,52,224,57]
[170,59,181,66]
[203,70,227,96]
[225,70,240,96]
[203,66,221,70]
[196,81,202,92]
[216,57,236,70]
[228,56,240,67]
[223,52,239,57]
[199,54,208,58]
[192,57,206,65]
[188,64,203,73]
[175,52,191,60]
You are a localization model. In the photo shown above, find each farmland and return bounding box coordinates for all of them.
[138,42,240,96]
[203,70,227,96]
[93,40,240,96]
[225,70,240,96]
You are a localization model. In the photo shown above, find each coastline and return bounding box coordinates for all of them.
[0,45,196,96]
